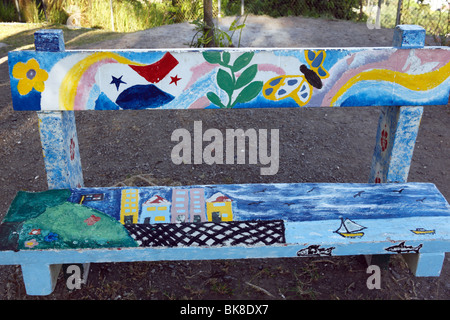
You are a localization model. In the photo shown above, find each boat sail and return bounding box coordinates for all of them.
[335,218,366,238]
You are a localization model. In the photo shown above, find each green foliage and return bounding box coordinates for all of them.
[400,0,449,46]
[372,0,449,46]
[221,0,362,20]
[0,0,18,22]
[203,51,263,108]
[65,0,175,32]
[189,14,247,48]
[170,0,204,23]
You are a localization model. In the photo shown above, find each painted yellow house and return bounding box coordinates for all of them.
[206,192,233,222]
[120,189,139,224]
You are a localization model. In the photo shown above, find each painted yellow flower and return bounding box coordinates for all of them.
[12,58,48,95]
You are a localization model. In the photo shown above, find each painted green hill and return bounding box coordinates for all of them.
[5,189,71,222]
[19,202,137,250]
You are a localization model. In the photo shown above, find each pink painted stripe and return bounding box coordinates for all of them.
[73,58,117,110]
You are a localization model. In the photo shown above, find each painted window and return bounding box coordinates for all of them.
[155,216,165,221]
[158,206,167,211]
[147,207,156,211]
[213,203,226,207]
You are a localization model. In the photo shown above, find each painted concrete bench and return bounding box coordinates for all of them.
[2,25,450,295]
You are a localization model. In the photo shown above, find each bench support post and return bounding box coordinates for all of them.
[21,264,62,295]
[370,25,425,184]
[367,25,426,269]
[37,111,84,189]
[402,252,446,277]
[369,105,423,184]
[33,30,87,294]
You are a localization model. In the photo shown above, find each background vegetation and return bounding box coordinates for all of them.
[0,0,448,44]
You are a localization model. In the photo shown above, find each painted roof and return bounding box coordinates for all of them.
[143,195,170,205]
[207,192,232,203]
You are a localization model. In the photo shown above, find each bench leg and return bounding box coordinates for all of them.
[402,252,445,277]
[364,254,391,270]
[21,264,62,295]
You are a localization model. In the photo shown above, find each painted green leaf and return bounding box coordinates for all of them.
[235,64,258,89]
[203,51,221,64]
[217,69,234,94]
[222,52,231,65]
[206,92,225,108]
[231,52,254,72]
[234,81,263,105]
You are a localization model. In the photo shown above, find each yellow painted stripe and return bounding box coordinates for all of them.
[330,61,450,106]
[59,52,145,110]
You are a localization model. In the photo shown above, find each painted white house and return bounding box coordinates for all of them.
[140,195,171,224]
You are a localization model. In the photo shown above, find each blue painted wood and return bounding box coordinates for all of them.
[7,37,450,111]
[369,106,423,183]
[30,30,84,296]
[368,25,427,270]
[38,111,84,189]
[393,25,426,49]
[1,182,449,258]
[35,31,83,190]
[34,29,65,52]
[21,263,61,295]
[403,252,446,277]
[1,182,449,293]
[369,25,425,184]
[5,25,450,295]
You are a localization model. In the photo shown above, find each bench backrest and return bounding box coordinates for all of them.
[6,25,450,190]
[8,27,450,111]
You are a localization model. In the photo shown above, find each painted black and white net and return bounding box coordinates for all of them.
[125,220,286,247]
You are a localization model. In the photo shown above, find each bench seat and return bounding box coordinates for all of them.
[1,182,449,294]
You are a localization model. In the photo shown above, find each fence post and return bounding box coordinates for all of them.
[110,0,115,31]
[376,0,382,29]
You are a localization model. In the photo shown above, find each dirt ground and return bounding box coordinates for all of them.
[0,15,449,301]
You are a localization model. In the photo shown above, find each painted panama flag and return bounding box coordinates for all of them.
[8,47,450,111]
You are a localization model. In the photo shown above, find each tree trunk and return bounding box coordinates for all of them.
[203,0,215,47]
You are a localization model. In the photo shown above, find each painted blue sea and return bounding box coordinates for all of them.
[68,182,450,223]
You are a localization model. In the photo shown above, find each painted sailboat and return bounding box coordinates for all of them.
[411,228,435,235]
[334,218,366,238]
